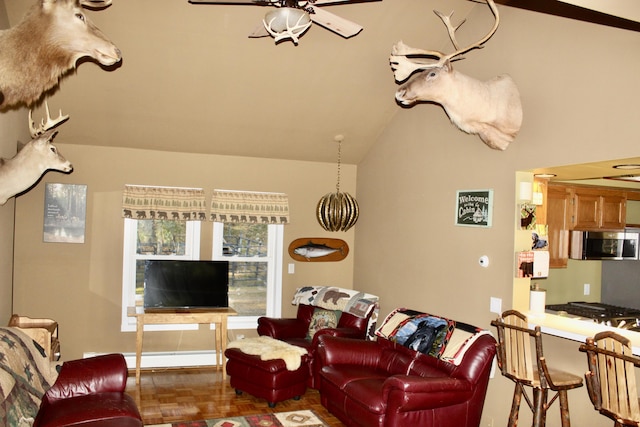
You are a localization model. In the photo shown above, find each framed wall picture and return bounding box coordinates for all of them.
[43,183,87,243]
[455,189,493,228]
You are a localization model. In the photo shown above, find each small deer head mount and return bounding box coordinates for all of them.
[390,0,523,150]
[0,103,72,205]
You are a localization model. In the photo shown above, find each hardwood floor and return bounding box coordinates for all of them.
[125,367,345,426]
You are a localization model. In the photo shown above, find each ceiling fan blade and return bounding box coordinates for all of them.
[309,0,381,5]
[188,0,270,4]
[248,22,270,38]
[309,6,363,38]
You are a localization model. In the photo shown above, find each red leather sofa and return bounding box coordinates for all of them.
[34,353,142,427]
[316,331,497,427]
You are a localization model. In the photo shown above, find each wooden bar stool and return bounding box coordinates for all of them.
[491,310,583,427]
[579,331,640,427]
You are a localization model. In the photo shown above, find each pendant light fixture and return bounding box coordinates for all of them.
[316,135,359,232]
[263,5,312,45]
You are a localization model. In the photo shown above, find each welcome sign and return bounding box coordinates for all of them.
[455,189,493,228]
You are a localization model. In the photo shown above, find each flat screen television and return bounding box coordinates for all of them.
[143,260,229,310]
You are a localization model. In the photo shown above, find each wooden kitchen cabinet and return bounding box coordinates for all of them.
[545,183,628,268]
[546,184,571,268]
[572,187,626,230]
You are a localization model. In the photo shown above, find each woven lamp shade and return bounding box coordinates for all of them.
[316,191,359,232]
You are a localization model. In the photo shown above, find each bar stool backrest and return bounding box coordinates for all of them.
[493,310,546,388]
[580,331,640,427]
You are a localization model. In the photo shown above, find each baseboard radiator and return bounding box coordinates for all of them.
[83,350,220,370]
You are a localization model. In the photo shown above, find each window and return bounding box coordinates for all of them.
[212,222,283,329]
[121,187,286,332]
[120,218,201,331]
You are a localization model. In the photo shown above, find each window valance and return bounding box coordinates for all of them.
[210,190,290,224]
[122,185,207,221]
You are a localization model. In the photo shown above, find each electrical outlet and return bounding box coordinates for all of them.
[584,283,590,295]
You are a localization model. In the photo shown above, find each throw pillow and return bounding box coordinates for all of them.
[306,308,341,340]
[376,309,455,357]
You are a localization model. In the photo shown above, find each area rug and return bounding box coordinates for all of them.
[147,409,328,427]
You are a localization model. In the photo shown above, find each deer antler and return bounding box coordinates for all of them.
[390,0,500,82]
[263,10,312,45]
[29,101,70,137]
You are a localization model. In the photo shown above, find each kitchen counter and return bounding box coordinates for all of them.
[526,310,640,355]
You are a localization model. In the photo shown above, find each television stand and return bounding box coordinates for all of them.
[127,306,237,384]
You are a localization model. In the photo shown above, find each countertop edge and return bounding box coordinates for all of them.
[525,310,640,355]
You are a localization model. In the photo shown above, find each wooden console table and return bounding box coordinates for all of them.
[127,306,236,384]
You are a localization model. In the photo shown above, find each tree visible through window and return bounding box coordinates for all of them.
[213,222,282,325]
[222,223,267,315]
[133,220,189,297]
[121,218,200,331]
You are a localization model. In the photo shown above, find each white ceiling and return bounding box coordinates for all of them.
[3,0,640,165]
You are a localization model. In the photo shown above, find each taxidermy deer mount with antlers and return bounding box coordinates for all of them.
[0,104,73,206]
[390,0,522,151]
[0,0,121,109]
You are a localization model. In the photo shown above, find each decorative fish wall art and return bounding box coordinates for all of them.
[288,238,349,262]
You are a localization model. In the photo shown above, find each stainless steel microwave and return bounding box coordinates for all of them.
[570,230,640,260]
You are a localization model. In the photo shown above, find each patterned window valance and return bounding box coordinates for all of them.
[122,185,207,221]
[210,190,290,224]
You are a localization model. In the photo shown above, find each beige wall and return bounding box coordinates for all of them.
[0,110,22,323]
[354,6,639,427]
[12,144,357,358]
[0,1,30,324]
[5,2,640,427]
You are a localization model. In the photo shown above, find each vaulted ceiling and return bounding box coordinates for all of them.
[3,0,639,165]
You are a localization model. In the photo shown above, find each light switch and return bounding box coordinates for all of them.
[490,297,502,314]
[288,263,295,274]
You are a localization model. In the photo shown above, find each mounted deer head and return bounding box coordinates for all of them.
[0,107,73,205]
[0,0,121,109]
[390,0,522,150]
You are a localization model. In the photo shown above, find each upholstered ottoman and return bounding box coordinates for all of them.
[225,344,310,407]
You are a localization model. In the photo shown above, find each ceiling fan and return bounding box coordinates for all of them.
[188,0,381,44]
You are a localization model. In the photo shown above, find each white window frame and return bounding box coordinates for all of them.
[212,222,283,330]
[120,218,201,332]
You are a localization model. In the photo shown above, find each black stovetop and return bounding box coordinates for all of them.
[546,301,640,323]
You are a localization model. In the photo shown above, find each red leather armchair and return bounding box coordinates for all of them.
[34,353,142,427]
[316,333,497,427]
[258,302,375,388]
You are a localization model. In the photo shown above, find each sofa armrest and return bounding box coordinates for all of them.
[312,326,364,345]
[317,335,383,367]
[43,353,128,404]
[383,376,473,411]
[257,317,309,340]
